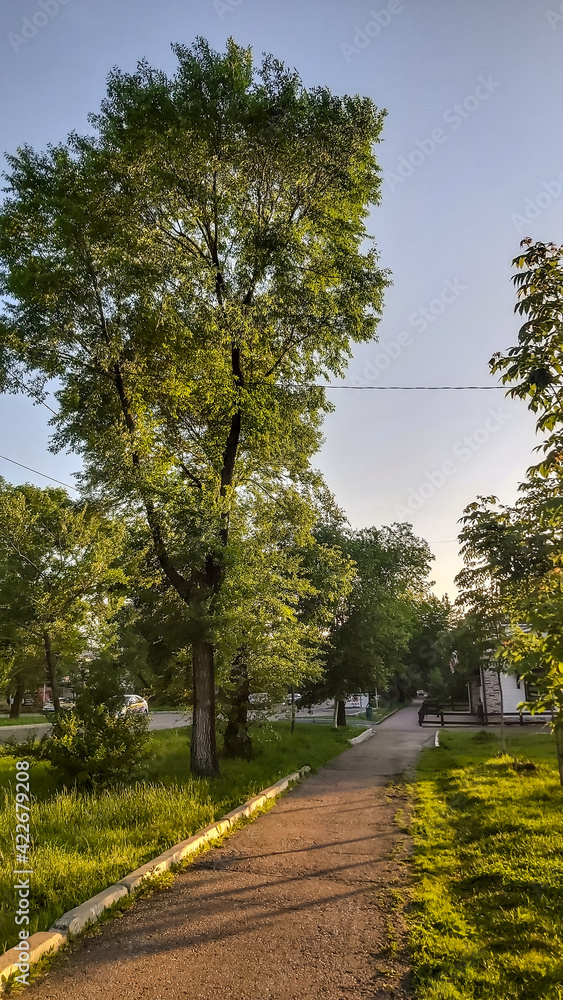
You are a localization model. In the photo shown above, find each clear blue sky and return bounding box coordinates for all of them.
[1,0,561,595]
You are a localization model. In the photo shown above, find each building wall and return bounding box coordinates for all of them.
[482,670,502,715]
[499,672,525,713]
[482,669,545,716]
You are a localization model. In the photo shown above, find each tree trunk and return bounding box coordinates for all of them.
[555,720,563,788]
[43,632,60,711]
[497,670,506,752]
[9,678,24,719]
[290,687,296,736]
[223,649,253,760]
[332,696,339,729]
[337,699,347,727]
[191,639,219,777]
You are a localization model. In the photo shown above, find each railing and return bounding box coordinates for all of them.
[418,709,476,727]
[419,707,554,727]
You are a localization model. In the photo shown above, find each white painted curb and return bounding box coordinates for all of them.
[53,884,129,935]
[0,932,66,988]
[0,766,310,991]
[349,727,375,745]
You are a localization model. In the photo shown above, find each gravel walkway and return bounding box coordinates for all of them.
[25,706,436,1000]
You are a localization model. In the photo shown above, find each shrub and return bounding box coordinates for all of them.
[39,706,151,789]
[1,688,151,790]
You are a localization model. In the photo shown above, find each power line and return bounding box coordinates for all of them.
[322,385,503,390]
[0,454,78,492]
[11,376,58,415]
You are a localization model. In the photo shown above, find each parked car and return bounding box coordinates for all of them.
[285,692,302,705]
[42,698,75,714]
[248,693,270,705]
[116,694,149,717]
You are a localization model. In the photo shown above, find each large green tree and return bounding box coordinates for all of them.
[401,594,456,701]
[455,239,563,780]
[0,480,126,713]
[0,38,388,775]
[301,522,433,725]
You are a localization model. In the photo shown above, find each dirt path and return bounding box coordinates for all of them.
[25,706,436,1000]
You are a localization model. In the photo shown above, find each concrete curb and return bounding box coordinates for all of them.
[0,932,66,989]
[348,706,403,744]
[349,727,375,745]
[373,706,401,725]
[52,885,129,935]
[0,766,310,992]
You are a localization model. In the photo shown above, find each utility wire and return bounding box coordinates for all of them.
[11,376,58,415]
[322,385,503,390]
[0,384,503,494]
[0,454,78,492]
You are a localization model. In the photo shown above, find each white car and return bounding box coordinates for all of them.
[117,694,149,717]
[285,692,302,705]
[248,693,270,705]
[43,698,75,714]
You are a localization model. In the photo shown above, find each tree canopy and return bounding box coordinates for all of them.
[300,521,433,723]
[0,480,126,712]
[0,38,388,773]
[457,240,563,783]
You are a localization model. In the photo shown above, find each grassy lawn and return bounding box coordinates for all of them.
[0,721,351,953]
[410,729,563,1000]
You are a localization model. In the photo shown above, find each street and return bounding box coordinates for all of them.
[0,704,374,744]
[0,711,193,744]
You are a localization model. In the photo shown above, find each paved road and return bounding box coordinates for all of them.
[24,704,436,1000]
[0,706,370,743]
[0,711,192,744]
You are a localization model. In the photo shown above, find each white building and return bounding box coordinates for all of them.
[468,666,552,723]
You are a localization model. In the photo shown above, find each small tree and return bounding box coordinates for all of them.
[10,680,151,791]
[456,482,563,776]
[301,522,433,725]
[0,480,127,708]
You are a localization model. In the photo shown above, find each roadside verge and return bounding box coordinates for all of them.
[0,766,310,991]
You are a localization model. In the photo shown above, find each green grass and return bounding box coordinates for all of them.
[410,730,563,1000]
[0,716,48,726]
[0,721,351,953]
